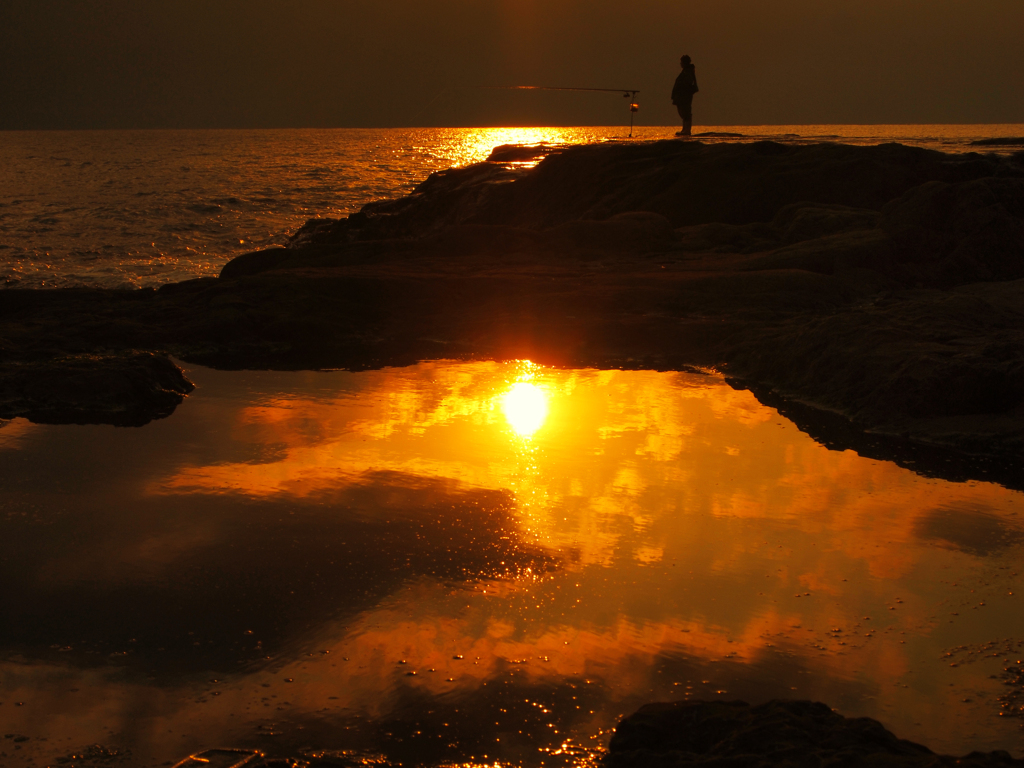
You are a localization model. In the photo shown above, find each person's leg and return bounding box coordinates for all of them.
[675,103,688,135]
[676,99,693,135]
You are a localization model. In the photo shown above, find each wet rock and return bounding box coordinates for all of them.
[217,246,289,279]
[50,743,130,767]
[606,700,1023,768]
[0,352,194,426]
[486,143,563,162]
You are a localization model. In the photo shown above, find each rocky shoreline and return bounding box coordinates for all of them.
[2,139,1023,464]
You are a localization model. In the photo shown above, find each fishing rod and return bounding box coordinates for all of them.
[416,85,642,137]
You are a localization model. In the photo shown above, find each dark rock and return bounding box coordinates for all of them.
[287,141,1014,247]
[721,280,1024,454]
[771,202,880,244]
[0,352,194,426]
[289,162,526,246]
[464,140,1007,230]
[739,229,894,276]
[606,700,1023,768]
[545,211,676,253]
[218,246,289,279]
[674,221,778,254]
[881,178,1024,287]
[486,143,563,162]
[971,137,1024,146]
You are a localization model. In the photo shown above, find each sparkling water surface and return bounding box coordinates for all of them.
[1,361,1023,767]
[1,124,1021,289]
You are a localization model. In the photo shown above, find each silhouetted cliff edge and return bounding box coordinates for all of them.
[2,140,1022,467]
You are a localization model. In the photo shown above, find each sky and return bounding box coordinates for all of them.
[1,0,1022,130]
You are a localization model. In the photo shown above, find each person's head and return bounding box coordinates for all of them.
[680,54,692,67]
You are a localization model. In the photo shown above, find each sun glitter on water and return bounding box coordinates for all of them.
[501,381,549,437]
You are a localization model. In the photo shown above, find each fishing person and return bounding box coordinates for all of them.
[672,54,699,136]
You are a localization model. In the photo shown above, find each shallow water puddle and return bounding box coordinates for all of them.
[1,360,1023,766]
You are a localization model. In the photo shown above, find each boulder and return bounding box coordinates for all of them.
[606,700,1023,768]
[0,352,194,426]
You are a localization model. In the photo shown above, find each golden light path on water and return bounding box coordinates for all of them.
[1,359,1023,767]
[427,128,591,169]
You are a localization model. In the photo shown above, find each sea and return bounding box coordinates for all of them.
[4,125,1024,767]
[1,124,1022,289]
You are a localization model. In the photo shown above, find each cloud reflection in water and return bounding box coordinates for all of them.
[1,360,1024,766]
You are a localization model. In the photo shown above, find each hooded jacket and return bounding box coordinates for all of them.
[672,64,699,104]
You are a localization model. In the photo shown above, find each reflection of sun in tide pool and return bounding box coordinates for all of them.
[501,382,549,437]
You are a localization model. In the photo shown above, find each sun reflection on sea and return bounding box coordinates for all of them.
[146,361,1024,578]
[4,360,1024,764]
[500,363,550,438]
[427,127,596,168]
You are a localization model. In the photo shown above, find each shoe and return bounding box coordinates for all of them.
[675,130,685,136]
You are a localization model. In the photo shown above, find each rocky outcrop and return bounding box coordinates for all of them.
[606,700,1022,768]
[0,352,193,426]
[486,142,563,163]
[284,141,1016,248]
[2,139,1023,459]
[203,141,1024,457]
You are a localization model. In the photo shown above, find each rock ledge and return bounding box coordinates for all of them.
[607,700,1022,767]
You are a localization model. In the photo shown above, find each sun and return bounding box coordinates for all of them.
[501,381,549,437]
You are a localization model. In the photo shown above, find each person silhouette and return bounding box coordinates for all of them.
[672,54,699,136]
